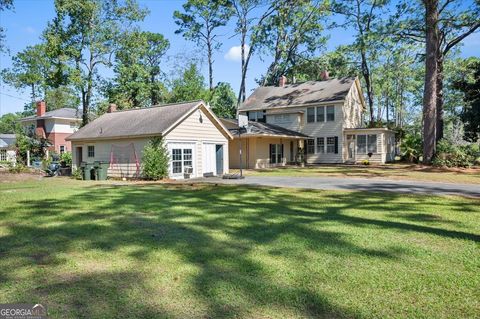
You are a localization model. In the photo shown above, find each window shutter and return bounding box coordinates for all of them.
[334,136,339,154]
[281,144,284,158]
[269,144,273,163]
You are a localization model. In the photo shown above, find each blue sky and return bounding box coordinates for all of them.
[0,0,479,116]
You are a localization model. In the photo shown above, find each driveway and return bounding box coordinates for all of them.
[198,176,480,198]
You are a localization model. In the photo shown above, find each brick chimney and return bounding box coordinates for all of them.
[278,75,287,87]
[36,100,46,117]
[320,70,329,80]
[107,103,117,113]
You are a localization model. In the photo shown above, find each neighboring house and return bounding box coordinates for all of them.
[19,101,82,154]
[0,134,16,165]
[66,101,232,179]
[235,75,395,167]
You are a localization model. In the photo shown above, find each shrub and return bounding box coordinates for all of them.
[361,159,370,165]
[400,133,422,163]
[71,168,82,180]
[8,163,28,173]
[433,139,480,167]
[60,151,72,166]
[142,137,169,180]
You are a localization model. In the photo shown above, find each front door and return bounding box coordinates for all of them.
[76,147,83,167]
[347,135,355,160]
[215,144,224,175]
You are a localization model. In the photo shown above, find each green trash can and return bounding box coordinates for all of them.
[94,161,109,180]
[81,162,95,180]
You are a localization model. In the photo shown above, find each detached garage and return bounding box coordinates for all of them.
[67,100,232,179]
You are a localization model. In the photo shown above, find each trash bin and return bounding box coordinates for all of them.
[80,162,94,180]
[94,161,109,180]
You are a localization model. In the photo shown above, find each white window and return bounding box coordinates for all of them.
[269,144,283,164]
[367,134,377,153]
[327,137,336,153]
[306,139,315,154]
[316,106,325,122]
[307,108,315,123]
[171,148,193,174]
[357,134,377,154]
[87,145,95,157]
[248,111,265,123]
[316,137,325,153]
[0,149,6,161]
[60,145,66,154]
[326,105,335,121]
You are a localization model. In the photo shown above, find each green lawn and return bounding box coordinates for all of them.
[244,164,480,184]
[0,178,479,318]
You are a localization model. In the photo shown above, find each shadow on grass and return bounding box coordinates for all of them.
[0,183,479,318]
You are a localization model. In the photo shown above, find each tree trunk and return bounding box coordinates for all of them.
[361,50,375,124]
[207,38,213,91]
[436,55,444,142]
[422,0,439,164]
[237,25,247,107]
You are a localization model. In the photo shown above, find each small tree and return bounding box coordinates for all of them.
[142,137,169,180]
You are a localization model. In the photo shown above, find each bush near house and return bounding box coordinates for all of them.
[141,137,169,180]
[433,139,480,167]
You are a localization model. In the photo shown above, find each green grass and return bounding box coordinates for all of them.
[0,178,479,318]
[244,164,480,184]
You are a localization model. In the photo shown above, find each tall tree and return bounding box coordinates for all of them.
[260,0,328,86]
[174,0,232,90]
[168,63,208,103]
[454,58,480,142]
[107,30,169,109]
[1,44,51,101]
[422,0,439,163]
[230,0,278,104]
[44,0,148,125]
[394,0,480,142]
[0,0,14,53]
[208,82,237,118]
[330,0,389,123]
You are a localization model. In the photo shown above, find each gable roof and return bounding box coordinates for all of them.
[220,119,310,139]
[67,100,232,141]
[0,134,16,148]
[240,77,357,111]
[19,108,82,122]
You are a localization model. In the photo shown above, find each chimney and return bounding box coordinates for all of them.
[278,75,287,87]
[107,103,117,113]
[36,101,46,117]
[320,70,329,81]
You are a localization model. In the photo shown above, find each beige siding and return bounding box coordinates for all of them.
[266,113,302,132]
[229,137,298,169]
[344,130,396,164]
[343,83,364,128]
[71,106,229,179]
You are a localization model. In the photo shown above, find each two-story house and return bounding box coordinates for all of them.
[19,101,82,155]
[225,76,395,169]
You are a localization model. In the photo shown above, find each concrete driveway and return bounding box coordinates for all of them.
[199,176,480,198]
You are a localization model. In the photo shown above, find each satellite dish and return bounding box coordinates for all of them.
[238,114,248,129]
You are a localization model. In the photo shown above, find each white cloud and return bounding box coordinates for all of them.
[24,26,36,34]
[224,45,250,62]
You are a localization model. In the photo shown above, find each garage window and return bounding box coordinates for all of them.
[172,148,193,174]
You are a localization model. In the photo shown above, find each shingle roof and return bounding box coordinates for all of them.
[20,108,82,121]
[67,101,203,141]
[220,119,310,139]
[0,134,16,148]
[240,77,356,111]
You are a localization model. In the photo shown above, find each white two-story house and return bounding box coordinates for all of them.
[226,75,395,169]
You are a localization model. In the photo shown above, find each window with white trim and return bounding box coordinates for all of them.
[357,134,377,154]
[59,145,66,154]
[306,139,315,154]
[171,148,193,174]
[307,107,315,123]
[326,137,336,153]
[367,134,377,153]
[87,145,95,157]
[247,111,266,123]
[326,105,335,121]
[316,137,325,153]
[316,106,325,122]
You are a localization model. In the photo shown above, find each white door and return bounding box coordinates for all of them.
[202,143,216,176]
